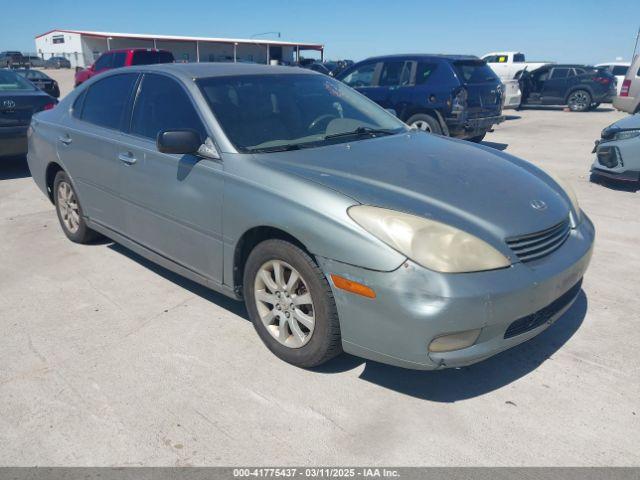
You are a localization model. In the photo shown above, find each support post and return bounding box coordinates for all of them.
[106,37,111,50]
[234,42,238,62]
[153,38,157,49]
[320,48,324,62]
[266,44,270,64]
[196,41,200,62]
[296,45,300,63]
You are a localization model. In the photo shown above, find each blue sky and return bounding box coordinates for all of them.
[2,0,637,64]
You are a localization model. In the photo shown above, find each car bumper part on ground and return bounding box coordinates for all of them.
[449,115,506,138]
[317,214,594,370]
[0,126,29,158]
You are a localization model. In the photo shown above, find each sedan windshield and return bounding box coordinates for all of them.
[0,70,35,91]
[198,74,406,152]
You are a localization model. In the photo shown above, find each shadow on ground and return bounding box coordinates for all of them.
[519,105,614,113]
[107,240,587,403]
[0,156,31,180]
[317,291,587,402]
[481,141,508,151]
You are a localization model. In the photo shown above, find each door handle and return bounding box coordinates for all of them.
[58,135,72,145]
[118,152,137,165]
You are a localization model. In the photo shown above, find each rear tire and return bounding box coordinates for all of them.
[53,171,100,244]
[406,113,443,135]
[567,90,592,112]
[243,239,342,368]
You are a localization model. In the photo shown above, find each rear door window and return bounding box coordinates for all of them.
[93,53,112,71]
[112,52,127,68]
[131,50,175,65]
[550,68,571,79]
[379,61,412,87]
[80,73,139,130]
[513,53,525,63]
[130,73,206,141]
[341,63,378,88]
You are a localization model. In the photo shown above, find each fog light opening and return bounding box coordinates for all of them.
[428,329,482,353]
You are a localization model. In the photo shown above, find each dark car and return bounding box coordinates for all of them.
[336,54,504,142]
[324,60,354,77]
[44,56,72,69]
[0,51,28,68]
[519,64,616,112]
[26,56,45,68]
[74,49,174,86]
[305,62,331,75]
[0,69,57,159]
[15,69,60,98]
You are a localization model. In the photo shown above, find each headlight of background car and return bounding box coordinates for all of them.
[348,206,510,273]
[613,129,640,141]
[537,166,581,224]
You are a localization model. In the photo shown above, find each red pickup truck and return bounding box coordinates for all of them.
[74,48,174,86]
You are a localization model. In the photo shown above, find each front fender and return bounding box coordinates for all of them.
[221,154,406,286]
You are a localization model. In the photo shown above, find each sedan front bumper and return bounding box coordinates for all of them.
[0,126,29,158]
[318,214,594,370]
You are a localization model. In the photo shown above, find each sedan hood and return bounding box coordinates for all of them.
[605,113,640,132]
[256,132,571,243]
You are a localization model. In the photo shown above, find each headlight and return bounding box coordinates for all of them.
[348,206,510,273]
[537,166,581,223]
[613,129,640,141]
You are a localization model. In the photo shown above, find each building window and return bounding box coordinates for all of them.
[52,35,65,44]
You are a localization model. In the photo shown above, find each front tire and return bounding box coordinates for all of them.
[567,90,592,112]
[406,113,443,135]
[53,171,99,243]
[243,239,342,368]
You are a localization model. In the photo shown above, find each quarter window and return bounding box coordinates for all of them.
[341,63,377,88]
[550,68,571,79]
[612,65,628,76]
[80,74,138,130]
[130,74,206,141]
[415,62,438,85]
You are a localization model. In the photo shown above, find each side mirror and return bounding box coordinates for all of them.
[157,130,202,155]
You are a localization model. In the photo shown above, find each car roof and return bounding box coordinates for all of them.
[595,62,631,67]
[125,62,316,80]
[358,54,481,63]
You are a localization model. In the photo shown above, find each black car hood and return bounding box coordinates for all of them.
[255,132,571,243]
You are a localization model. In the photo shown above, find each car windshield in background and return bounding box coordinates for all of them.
[453,60,498,83]
[198,74,406,153]
[0,70,36,91]
[132,50,174,65]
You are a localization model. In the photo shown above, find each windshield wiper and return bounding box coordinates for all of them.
[248,143,303,153]
[324,126,399,140]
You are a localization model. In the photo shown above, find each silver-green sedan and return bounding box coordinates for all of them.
[27,63,594,369]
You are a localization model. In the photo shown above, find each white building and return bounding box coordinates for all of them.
[34,29,324,68]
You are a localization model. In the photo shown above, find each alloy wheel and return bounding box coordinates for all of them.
[57,181,80,234]
[568,91,590,111]
[411,120,432,132]
[254,259,315,348]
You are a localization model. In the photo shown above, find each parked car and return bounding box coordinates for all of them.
[74,49,174,86]
[0,51,28,68]
[15,69,60,98]
[26,63,593,369]
[613,55,640,114]
[591,113,640,183]
[0,69,57,159]
[481,51,552,81]
[305,62,331,75]
[25,55,45,68]
[596,62,630,96]
[336,54,505,142]
[324,60,354,77]
[519,64,616,112]
[44,56,71,69]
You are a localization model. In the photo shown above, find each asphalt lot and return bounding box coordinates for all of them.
[1,70,639,466]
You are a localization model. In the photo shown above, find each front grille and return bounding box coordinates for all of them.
[506,218,571,263]
[504,279,582,339]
